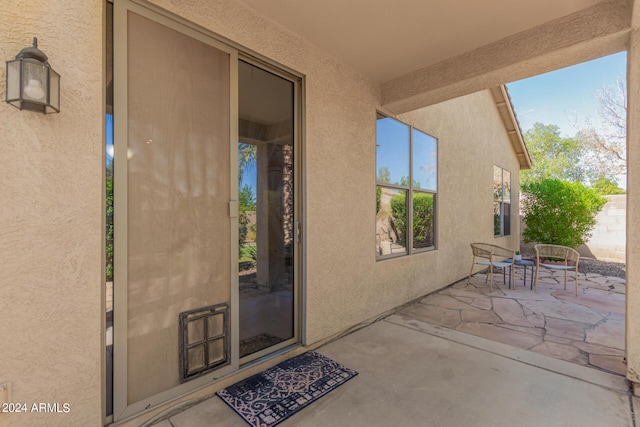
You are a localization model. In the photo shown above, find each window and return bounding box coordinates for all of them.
[376,113,437,258]
[494,166,511,237]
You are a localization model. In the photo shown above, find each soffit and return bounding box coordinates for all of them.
[237,0,605,83]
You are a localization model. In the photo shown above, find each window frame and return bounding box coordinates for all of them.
[493,165,511,237]
[375,112,437,260]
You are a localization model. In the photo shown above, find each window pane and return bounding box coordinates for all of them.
[376,187,408,256]
[503,170,511,203]
[376,114,410,186]
[503,202,511,236]
[494,201,501,236]
[493,166,502,202]
[105,2,113,417]
[238,60,295,358]
[412,129,437,191]
[412,192,435,250]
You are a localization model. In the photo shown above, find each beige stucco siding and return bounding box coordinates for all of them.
[0,0,523,425]
[303,90,523,343]
[0,1,104,426]
[146,0,382,345]
[626,28,640,389]
[399,90,521,282]
[148,0,520,345]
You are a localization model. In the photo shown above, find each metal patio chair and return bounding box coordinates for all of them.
[533,244,580,296]
[467,243,515,292]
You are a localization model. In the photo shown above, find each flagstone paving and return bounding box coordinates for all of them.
[399,266,627,376]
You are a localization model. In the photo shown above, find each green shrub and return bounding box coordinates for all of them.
[240,244,258,262]
[591,176,625,195]
[238,184,256,255]
[390,194,407,240]
[390,192,434,247]
[106,168,113,281]
[521,179,606,249]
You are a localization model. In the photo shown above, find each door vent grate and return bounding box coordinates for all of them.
[179,302,230,383]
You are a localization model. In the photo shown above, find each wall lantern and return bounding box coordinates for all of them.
[5,37,60,114]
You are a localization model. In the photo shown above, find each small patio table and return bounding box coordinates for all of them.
[505,258,535,290]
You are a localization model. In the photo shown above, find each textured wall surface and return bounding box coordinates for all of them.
[147,0,518,348]
[398,92,522,287]
[626,29,640,389]
[3,0,621,425]
[147,0,382,353]
[0,1,104,427]
[577,195,626,262]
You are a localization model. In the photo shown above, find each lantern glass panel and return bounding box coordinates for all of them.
[6,60,21,102]
[48,68,60,113]
[22,60,48,103]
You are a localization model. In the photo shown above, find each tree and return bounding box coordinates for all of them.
[238,143,257,256]
[521,179,606,249]
[591,175,625,195]
[238,142,256,184]
[521,123,589,184]
[106,162,114,281]
[576,77,626,181]
[238,184,256,252]
[377,166,391,184]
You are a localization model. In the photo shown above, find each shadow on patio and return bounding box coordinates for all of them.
[396,264,626,376]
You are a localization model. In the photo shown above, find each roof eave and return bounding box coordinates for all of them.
[490,85,532,170]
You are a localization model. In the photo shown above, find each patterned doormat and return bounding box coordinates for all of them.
[217,351,358,427]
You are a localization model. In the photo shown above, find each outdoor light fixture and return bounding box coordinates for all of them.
[6,37,60,114]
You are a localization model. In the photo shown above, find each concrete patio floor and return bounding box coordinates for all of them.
[148,267,634,427]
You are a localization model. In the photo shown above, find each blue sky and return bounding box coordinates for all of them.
[507,51,627,137]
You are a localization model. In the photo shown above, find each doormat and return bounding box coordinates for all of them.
[217,351,358,427]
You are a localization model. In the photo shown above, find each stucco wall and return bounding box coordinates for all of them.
[626,29,640,390]
[0,1,523,425]
[580,195,626,262]
[398,92,522,287]
[147,0,520,346]
[0,1,104,427]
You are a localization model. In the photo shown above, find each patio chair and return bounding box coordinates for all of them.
[467,243,515,292]
[533,244,580,296]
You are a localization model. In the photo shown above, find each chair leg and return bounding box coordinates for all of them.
[489,264,493,292]
[533,261,539,292]
[510,265,514,290]
[564,269,567,290]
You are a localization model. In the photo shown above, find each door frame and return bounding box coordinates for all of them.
[237,54,303,366]
[110,0,304,421]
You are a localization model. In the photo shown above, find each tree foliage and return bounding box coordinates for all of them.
[591,176,625,195]
[377,166,391,184]
[521,179,606,249]
[238,184,256,253]
[521,123,589,184]
[106,163,114,281]
[238,142,256,184]
[576,77,626,180]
